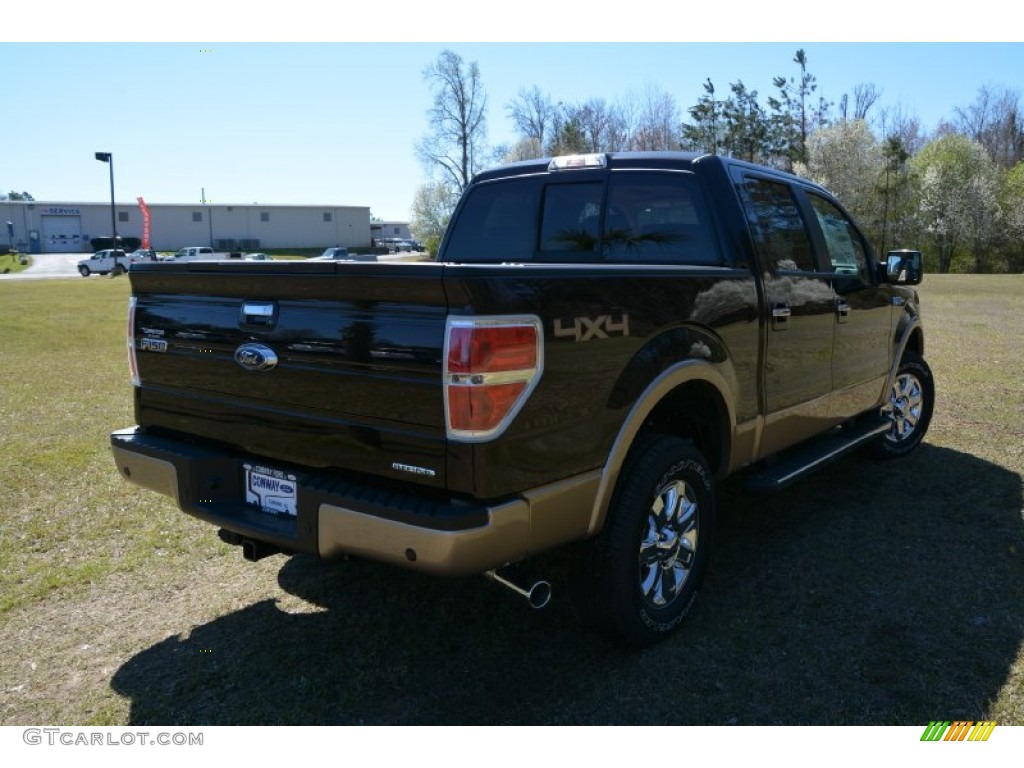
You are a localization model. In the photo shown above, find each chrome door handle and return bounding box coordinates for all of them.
[836,299,850,323]
[772,304,791,330]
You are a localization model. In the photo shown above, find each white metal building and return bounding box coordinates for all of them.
[0,200,374,253]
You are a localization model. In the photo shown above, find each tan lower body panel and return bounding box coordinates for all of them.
[319,471,602,576]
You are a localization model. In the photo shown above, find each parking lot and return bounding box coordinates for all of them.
[0,252,85,279]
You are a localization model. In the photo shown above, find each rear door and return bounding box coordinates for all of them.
[737,172,837,455]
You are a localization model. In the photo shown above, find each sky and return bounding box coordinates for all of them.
[2,4,1021,221]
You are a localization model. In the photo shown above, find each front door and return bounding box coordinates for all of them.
[803,192,893,419]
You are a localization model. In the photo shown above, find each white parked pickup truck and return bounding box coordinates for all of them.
[77,249,140,277]
[160,246,218,262]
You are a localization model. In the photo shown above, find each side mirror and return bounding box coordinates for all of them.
[884,250,922,286]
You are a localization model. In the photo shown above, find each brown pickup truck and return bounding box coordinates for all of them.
[112,152,933,645]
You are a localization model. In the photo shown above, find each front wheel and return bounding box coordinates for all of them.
[873,350,934,458]
[78,265,90,277]
[584,436,715,647]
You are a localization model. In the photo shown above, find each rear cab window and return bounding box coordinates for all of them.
[442,166,722,266]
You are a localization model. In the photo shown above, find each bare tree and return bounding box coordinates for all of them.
[415,50,488,194]
[507,86,556,152]
[626,85,680,151]
[496,137,544,163]
[876,103,926,155]
[955,85,1024,168]
[853,83,882,121]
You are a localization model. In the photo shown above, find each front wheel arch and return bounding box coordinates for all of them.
[872,350,934,458]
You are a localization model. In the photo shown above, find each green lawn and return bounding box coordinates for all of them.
[0,274,1020,726]
[0,253,30,274]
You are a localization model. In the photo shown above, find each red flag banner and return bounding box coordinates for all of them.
[137,196,151,249]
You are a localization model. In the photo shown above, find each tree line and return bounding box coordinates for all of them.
[413,49,1024,273]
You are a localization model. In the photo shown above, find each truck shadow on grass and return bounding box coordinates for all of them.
[110,444,1023,725]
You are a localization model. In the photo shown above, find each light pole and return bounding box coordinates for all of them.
[94,152,116,249]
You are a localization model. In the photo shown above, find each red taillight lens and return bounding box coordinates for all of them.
[445,317,542,440]
[447,382,528,433]
[447,325,538,374]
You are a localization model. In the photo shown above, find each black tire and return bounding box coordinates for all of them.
[111,263,126,276]
[78,265,90,277]
[584,436,715,647]
[872,350,934,459]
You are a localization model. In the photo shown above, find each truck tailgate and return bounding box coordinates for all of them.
[128,260,450,488]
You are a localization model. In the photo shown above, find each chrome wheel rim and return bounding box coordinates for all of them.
[883,371,924,444]
[638,479,699,609]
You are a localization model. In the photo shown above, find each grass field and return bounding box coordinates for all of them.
[0,274,1021,726]
[0,253,30,274]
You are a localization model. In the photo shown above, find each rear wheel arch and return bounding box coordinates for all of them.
[588,362,734,536]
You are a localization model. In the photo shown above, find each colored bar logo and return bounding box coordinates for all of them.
[920,721,996,741]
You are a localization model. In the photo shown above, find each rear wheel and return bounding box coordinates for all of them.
[112,263,126,276]
[873,350,934,458]
[584,436,715,646]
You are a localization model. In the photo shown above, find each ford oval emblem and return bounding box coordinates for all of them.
[234,343,278,371]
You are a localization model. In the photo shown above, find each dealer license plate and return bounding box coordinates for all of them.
[244,464,298,517]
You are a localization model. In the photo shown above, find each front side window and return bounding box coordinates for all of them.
[807,193,871,284]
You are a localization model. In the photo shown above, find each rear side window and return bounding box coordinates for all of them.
[539,183,601,253]
[742,177,816,272]
[603,172,720,264]
[443,176,541,262]
[443,169,719,265]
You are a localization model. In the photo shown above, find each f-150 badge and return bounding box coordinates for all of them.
[553,314,630,342]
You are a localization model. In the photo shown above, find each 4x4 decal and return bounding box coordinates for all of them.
[553,314,630,342]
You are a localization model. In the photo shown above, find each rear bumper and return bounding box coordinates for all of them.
[111,427,597,576]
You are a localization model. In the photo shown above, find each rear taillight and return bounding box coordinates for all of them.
[127,296,140,387]
[444,316,543,441]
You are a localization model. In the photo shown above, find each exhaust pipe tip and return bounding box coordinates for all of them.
[525,580,552,610]
[485,568,552,610]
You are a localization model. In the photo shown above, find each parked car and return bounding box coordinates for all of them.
[129,248,158,262]
[313,247,350,260]
[242,252,273,261]
[312,247,377,262]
